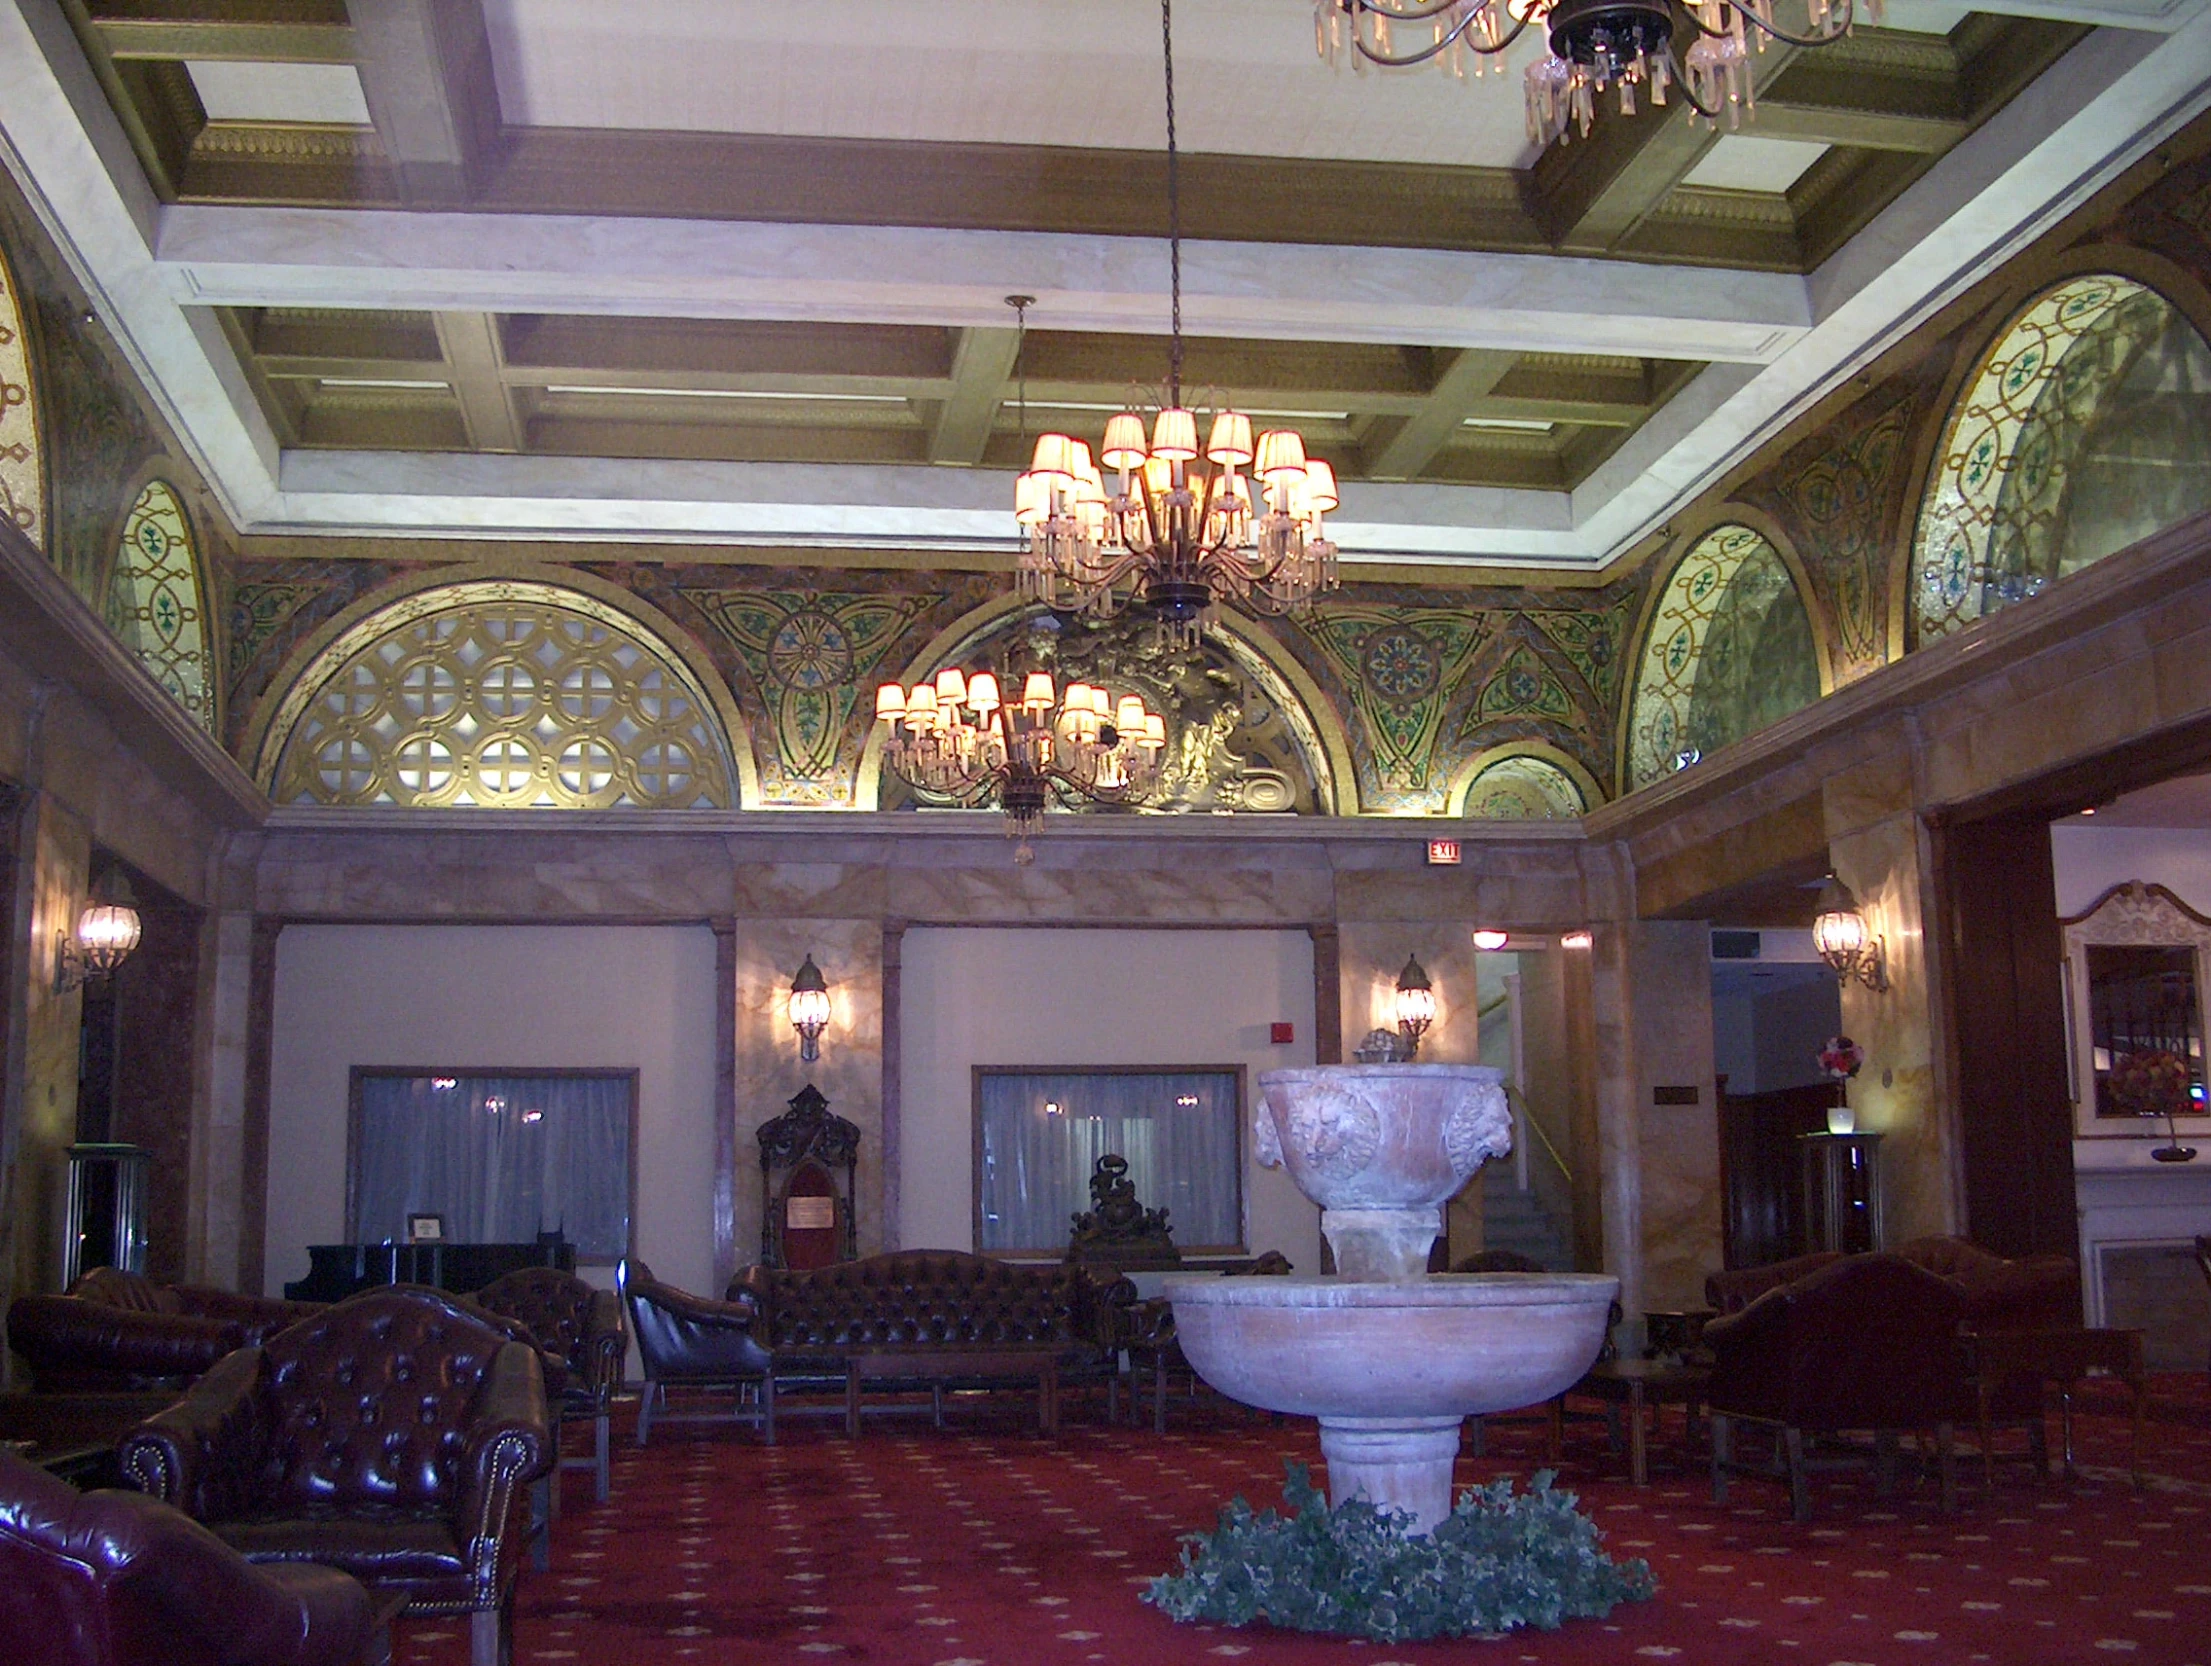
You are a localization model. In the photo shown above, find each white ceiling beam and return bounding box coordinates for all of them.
[151,207,1813,365]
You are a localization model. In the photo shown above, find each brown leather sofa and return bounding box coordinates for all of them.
[474,1266,625,1505]
[619,1259,778,1445]
[1704,1252,2046,1521]
[117,1286,550,1666]
[0,1445,376,1666]
[7,1267,320,1391]
[1705,1235,2079,1331]
[730,1249,1134,1424]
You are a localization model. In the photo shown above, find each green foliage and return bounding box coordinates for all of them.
[1144,1461,1656,1642]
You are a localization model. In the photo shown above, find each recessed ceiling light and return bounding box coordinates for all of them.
[318,377,449,390]
[540,385,909,404]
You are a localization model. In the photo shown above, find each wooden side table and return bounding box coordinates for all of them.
[1576,1359,1712,1486]
[843,1349,1060,1437]
[1966,1327,2146,1488]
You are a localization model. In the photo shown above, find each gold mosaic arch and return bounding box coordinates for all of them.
[105,481,215,735]
[1447,746,1595,820]
[1912,273,2208,644]
[0,242,44,551]
[262,581,739,809]
[1623,523,1819,792]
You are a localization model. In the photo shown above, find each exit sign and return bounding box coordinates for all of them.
[1426,839,1462,866]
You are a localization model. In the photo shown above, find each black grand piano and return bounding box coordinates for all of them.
[284,1236,576,1303]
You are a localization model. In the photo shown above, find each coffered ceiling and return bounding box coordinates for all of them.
[1,0,2207,571]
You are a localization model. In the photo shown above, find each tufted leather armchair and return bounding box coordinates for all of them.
[618,1259,776,1446]
[1706,1253,1998,1521]
[117,1286,550,1666]
[473,1267,624,1506]
[0,1445,377,1666]
[7,1267,322,1392]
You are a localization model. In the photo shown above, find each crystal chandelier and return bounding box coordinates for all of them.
[875,665,1167,863]
[1016,0,1340,650]
[1317,0,1882,146]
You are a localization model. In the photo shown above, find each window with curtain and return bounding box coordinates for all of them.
[349,1071,634,1260]
[975,1068,1242,1256]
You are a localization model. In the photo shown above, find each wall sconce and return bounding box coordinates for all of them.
[788,954,831,1062]
[1560,929,1593,951]
[1471,927,1509,951]
[1812,878,1888,991]
[55,873,141,994]
[1393,955,1436,1059]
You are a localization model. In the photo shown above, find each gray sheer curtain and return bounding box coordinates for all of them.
[977,1070,1239,1253]
[352,1074,632,1259]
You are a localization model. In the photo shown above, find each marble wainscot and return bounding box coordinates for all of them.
[1169,1065,1617,1533]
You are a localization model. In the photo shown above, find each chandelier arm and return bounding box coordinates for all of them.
[1666,45,1724,119]
[1348,8,1528,67]
[1162,0,1183,408]
[1342,0,1472,23]
[1694,0,1857,49]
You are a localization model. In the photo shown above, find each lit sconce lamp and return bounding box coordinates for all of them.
[1393,955,1436,1059]
[1560,930,1594,951]
[55,873,141,994]
[1471,928,1510,952]
[1812,878,1888,992]
[788,954,832,1063]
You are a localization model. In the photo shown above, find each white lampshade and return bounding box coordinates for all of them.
[1253,429,1307,482]
[874,683,906,720]
[907,683,939,720]
[1101,411,1148,472]
[1021,671,1056,711]
[1302,458,1339,513]
[1206,410,1254,467]
[1151,407,1198,462]
[1116,695,1147,734]
[1030,432,1078,483]
[1014,471,1051,526]
[1142,713,1166,746]
[935,668,967,707]
[966,671,1001,712]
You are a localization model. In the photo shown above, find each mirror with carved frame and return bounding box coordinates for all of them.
[2062,882,2211,1139]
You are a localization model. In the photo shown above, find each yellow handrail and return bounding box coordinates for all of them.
[1505,1081,1573,1186]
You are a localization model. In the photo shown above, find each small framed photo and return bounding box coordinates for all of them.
[406,1213,445,1244]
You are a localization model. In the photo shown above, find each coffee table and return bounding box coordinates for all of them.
[0,1392,178,1488]
[1575,1359,1711,1486]
[843,1349,1060,1437]
[1966,1326,2146,1487]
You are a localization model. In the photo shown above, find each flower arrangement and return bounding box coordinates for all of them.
[1145,1462,1654,1641]
[2107,1048,2193,1119]
[1817,1035,1865,1081]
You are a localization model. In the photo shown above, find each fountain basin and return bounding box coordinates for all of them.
[1169,1271,1618,1532]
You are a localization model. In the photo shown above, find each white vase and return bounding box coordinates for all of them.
[1827,1102,1856,1135]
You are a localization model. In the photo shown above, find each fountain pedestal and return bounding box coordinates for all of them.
[1169,1065,1618,1534]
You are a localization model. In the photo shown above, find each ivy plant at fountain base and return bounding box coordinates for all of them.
[1146,1463,1656,1642]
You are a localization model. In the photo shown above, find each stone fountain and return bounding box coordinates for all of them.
[1166,1064,1618,1533]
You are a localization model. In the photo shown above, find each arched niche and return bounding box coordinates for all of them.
[1624,523,1821,791]
[0,241,45,552]
[105,480,215,735]
[1448,746,1594,820]
[874,607,1335,818]
[259,580,741,809]
[1914,272,2211,644]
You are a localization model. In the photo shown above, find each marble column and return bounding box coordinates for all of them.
[1629,920,1721,1314]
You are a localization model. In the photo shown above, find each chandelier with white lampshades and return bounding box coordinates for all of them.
[874,664,1167,863]
[1015,0,1341,650]
[1316,0,1882,147]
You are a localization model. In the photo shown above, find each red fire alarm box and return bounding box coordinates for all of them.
[1270,1022,1295,1044]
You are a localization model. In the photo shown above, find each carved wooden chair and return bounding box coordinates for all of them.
[758,1085,859,1270]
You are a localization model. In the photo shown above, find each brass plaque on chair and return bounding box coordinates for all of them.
[785,1195,836,1231]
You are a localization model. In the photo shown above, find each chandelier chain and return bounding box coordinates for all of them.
[1162,0,1182,408]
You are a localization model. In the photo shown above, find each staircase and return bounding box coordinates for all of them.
[1481,1162,1571,1271]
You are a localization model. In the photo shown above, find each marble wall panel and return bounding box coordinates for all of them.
[1332,861,1587,927]
[194,911,254,1288]
[726,858,889,921]
[885,860,1335,927]
[1588,924,1643,1338]
[730,918,883,1273]
[253,832,739,920]
[1629,920,1721,1316]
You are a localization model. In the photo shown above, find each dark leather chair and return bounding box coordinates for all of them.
[1705,1236,2078,1332]
[473,1266,625,1508]
[118,1286,550,1666]
[618,1258,776,1446]
[7,1267,320,1391]
[1706,1253,1991,1521]
[0,1445,376,1666]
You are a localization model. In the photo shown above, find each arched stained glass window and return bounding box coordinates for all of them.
[0,244,43,550]
[266,582,736,809]
[1915,274,2211,642]
[1625,524,1820,791]
[1458,753,1587,820]
[106,481,215,734]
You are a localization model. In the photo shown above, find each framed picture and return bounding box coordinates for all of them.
[406,1212,445,1244]
[2062,881,2211,1139]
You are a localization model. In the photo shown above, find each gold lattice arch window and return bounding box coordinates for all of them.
[264,582,737,809]
[106,481,215,735]
[0,242,44,551]
[1913,273,2211,644]
[1624,523,1817,792]
[1456,752,1588,820]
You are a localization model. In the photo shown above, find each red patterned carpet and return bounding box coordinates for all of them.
[395,1376,2211,1666]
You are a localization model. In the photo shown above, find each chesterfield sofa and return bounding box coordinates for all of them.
[118,1286,550,1666]
[6,1267,321,1392]
[1705,1235,2079,1331]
